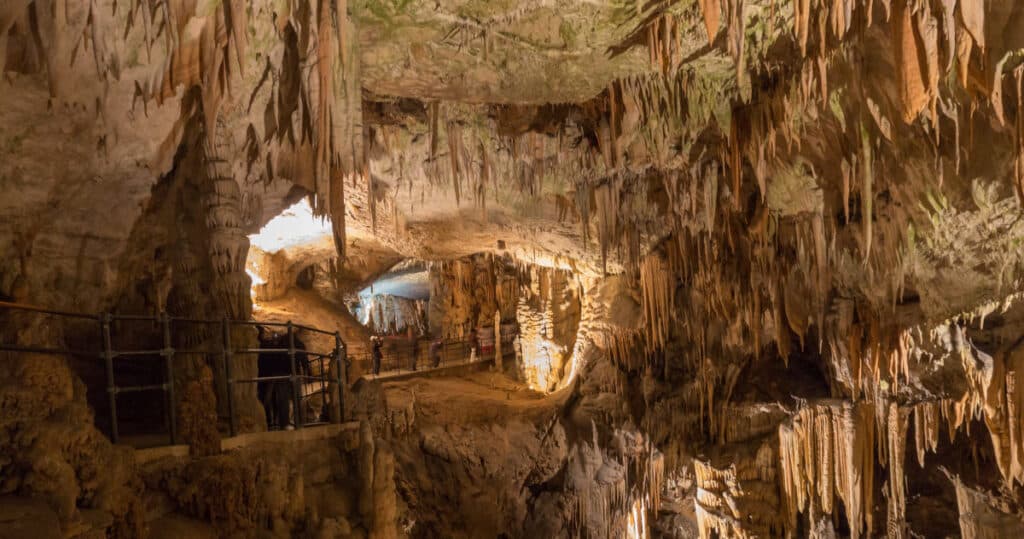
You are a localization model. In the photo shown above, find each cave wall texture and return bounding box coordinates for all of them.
[5,0,1024,537]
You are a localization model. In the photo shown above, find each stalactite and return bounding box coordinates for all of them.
[698,0,721,47]
[478,140,490,221]
[429,101,440,167]
[1014,67,1024,206]
[886,402,908,538]
[958,1,984,54]
[726,0,746,92]
[575,180,592,246]
[729,115,742,211]
[913,401,941,468]
[568,427,663,537]
[962,339,1024,488]
[447,120,463,205]
[860,120,873,262]
[778,402,877,539]
[694,445,782,539]
[638,254,671,358]
[794,0,811,58]
[594,178,620,275]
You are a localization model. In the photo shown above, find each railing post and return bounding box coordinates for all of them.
[223,318,237,437]
[161,313,178,445]
[100,313,119,444]
[287,321,302,429]
[333,332,344,423]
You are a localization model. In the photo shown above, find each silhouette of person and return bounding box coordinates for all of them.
[371,336,383,375]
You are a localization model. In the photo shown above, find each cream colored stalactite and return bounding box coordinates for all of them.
[737,395,968,539]
[886,402,908,539]
[859,119,874,263]
[951,321,1024,489]
[726,0,746,92]
[331,2,363,254]
[694,460,749,539]
[778,402,878,539]
[974,343,1024,487]
[698,0,721,47]
[639,253,672,355]
[912,401,941,468]
[694,442,781,538]
[1014,67,1024,205]
[948,470,1024,539]
[594,178,621,275]
[568,428,664,538]
[793,0,811,58]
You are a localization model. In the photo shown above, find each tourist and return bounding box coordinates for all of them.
[371,336,383,375]
[410,334,419,371]
[430,338,443,368]
[257,326,311,430]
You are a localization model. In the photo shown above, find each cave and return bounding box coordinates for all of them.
[3,1,1024,538]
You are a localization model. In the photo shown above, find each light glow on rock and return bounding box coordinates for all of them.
[246,199,332,303]
[248,199,332,254]
[246,267,266,286]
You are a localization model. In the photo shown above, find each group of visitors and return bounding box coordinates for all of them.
[256,326,312,430]
[253,323,494,428]
[368,332,470,376]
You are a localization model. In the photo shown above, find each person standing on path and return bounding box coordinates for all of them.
[468,327,478,361]
[429,338,443,368]
[371,336,383,375]
[410,334,420,371]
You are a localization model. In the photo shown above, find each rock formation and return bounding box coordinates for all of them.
[5,0,1024,537]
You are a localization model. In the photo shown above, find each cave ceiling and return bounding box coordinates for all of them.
[2,1,1024,376]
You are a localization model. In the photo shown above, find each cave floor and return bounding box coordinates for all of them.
[369,371,563,428]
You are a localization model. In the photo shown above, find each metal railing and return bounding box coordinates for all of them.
[0,301,347,446]
[352,332,518,378]
[231,319,345,434]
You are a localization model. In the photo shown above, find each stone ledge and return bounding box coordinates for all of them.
[359,357,497,384]
[219,422,359,452]
[133,444,190,465]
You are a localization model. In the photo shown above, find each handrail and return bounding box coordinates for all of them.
[0,302,348,444]
[0,300,100,320]
[350,330,519,379]
[0,301,514,444]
